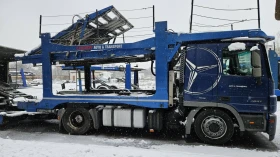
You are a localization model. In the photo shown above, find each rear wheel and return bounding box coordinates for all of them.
[62,108,92,135]
[194,109,234,145]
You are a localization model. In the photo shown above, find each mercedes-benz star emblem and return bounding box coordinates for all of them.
[184,47,222,95]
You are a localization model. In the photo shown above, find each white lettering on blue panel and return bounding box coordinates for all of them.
[93,44,122,50]
[105,45,122,49]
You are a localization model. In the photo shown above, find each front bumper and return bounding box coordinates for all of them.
[240,113,277,141]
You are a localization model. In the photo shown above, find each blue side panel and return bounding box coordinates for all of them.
[20,68,27,87]
[268,50,278,91]
[0,115,3,125]
[275,89,280,96]
[41,34,54,97]
[79,17,89,40]
[78,71,83,92]
[125,64,131,89]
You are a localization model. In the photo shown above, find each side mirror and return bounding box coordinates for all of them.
[251,49,262,78]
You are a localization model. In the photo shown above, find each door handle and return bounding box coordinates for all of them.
[220,96,230,102]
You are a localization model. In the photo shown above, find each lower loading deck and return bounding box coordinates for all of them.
[16,89,170,112]
[57,89,156,96]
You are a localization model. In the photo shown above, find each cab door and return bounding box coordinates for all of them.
[217,42,269,113]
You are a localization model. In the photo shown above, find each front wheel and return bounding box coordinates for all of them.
[62,108,92,135]
[194,109,234,145]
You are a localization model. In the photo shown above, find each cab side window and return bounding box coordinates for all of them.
[223,49,252,76]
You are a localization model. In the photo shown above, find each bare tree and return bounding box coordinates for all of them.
[276,0,280,20]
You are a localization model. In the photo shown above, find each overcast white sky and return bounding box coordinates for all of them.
[0,0,279,51]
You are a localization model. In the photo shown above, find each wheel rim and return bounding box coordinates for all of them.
[69,111,85,128]
[201,115,227,139]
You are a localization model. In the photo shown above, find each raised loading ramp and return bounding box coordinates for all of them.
[27,5,134,56]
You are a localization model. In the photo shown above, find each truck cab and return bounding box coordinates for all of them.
[183,40,277,144]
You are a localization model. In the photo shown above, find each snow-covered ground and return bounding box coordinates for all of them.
[0,84,279,157]
[0,137,278,157]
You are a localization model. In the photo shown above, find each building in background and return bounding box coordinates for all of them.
[0,45,25,84]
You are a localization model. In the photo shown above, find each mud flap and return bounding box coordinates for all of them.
[57,109,66,133]
[89,108,102,130]
[185,108,201,135]
[0,115,9,127]
[268,113,277,141]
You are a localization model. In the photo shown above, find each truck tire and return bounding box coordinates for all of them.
[194,109,234,145]
[62,108,92,135]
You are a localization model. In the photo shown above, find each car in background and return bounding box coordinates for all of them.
[30,79,43,86]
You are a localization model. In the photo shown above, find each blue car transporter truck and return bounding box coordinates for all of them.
[0,6,277,145]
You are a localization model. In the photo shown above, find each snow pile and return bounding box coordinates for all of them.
[250,45,260,51]
[228,42,246,51]
[102,138,135,144]
[135,55,144,58]
[179,117,188,126]
[13,97,26,102]
[0,111,41,117]
[15,44,41,57]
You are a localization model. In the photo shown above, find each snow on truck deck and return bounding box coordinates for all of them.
[0,83,279,157]
[14,83,153,104]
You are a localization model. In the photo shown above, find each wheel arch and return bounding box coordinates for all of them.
[184,102,245,135]
[56,104,101,132]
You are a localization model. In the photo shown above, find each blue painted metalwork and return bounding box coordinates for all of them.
[78,70,83,92]
[15,13,275,112]
[168,43,181,62]
[269,50,278,89]
[268,50,280,97]
[0,115,3,125]
[20,68,27,87]
[125,64,131,89]
[79,16,88,41]
[78,76,82,92]
[275,89,280,96]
